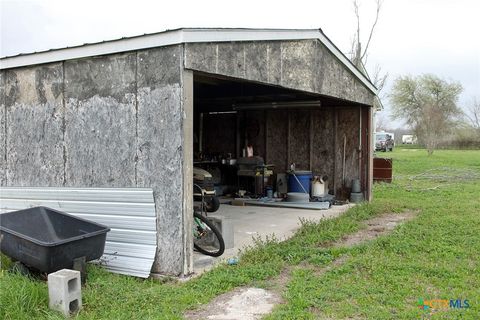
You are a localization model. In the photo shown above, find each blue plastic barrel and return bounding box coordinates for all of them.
[288,171,313,193]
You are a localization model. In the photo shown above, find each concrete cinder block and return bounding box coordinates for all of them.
[48,269,82,316]
[208,216,234,249]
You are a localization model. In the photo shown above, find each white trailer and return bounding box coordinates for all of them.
[402,134,416,144]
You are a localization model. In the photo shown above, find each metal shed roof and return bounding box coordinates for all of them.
[0,28,377,94]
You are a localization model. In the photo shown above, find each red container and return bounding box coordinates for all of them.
[373,157,393,183]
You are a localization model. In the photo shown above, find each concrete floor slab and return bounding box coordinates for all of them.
[193,202,353,274]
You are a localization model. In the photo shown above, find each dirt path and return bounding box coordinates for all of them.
[184,211,418,320]
[184,287,282,320]
[335,211,417,247]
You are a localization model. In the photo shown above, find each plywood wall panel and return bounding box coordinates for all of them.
[266,110,288,172]
[288,110,310,171]
[311,108,335,190]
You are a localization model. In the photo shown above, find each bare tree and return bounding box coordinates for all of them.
[390,74,463,155]
[464,97,480,130]
[375,113,389,132]
[351,0,383,69]
[349,0,388,111]
[372,63,388,93]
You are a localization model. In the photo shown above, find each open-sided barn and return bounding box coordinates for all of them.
[0,28,376,276]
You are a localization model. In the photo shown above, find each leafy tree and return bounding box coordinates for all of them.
[390,74,463,155]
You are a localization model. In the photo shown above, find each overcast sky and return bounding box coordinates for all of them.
[1,0,479,129]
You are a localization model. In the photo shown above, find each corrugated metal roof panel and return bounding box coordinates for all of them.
[0,187,157,278]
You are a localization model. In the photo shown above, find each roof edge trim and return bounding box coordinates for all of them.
[0,28,377,94]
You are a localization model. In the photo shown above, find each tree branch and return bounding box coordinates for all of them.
[353,0,361,66]
[360,0,382,61]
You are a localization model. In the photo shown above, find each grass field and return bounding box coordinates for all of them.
[1,146,479,319]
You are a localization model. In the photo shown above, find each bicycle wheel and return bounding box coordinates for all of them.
[193,212,225,257]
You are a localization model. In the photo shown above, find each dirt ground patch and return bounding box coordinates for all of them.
[335,211,418,247]
[184,287,282,320]
[266,265,291,293]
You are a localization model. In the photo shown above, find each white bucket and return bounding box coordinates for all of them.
[312,179,326,197]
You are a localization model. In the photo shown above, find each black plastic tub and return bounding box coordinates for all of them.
[0,206,110,273]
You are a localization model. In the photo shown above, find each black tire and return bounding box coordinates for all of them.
[205,196,220,213]
[193,212,225,257]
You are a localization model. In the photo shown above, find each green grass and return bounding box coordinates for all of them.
[267,146,480,319]
[1,146,479,319]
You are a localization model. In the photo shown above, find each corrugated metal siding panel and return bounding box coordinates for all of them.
[0,187,157,278]
[0,187,155,202]
[1,199,155,216]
